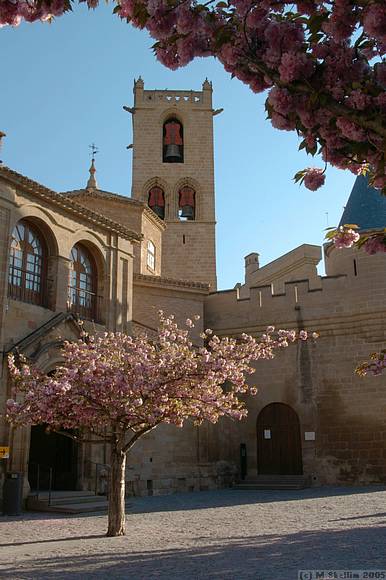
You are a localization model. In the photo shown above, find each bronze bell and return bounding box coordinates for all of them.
[152,205,165,220]
[164,144,182,161]
[180,205,194,220]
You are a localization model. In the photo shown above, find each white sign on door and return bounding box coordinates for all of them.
[264,429,271,439]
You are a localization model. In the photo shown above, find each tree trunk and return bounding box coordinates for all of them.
[107,443,126,537]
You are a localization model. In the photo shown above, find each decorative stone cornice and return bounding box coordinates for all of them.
[134,272,210,293]
[0,166,141,243]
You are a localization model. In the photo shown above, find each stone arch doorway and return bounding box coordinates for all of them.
[28,425,78,491]
[257,403,303,475]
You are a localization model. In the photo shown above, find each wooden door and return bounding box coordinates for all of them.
[257,403,302,475]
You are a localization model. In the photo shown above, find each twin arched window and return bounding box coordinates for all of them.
[163,118,183,163]
[8,220,47,306]
[8,221,102,322]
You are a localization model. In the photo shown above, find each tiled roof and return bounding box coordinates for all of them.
[0,165,142,242]
[62,187,166,229]
[339,175,386,231]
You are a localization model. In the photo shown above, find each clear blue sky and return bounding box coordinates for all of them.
[0,3,355,290]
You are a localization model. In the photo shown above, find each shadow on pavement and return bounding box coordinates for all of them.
[1,485,385,523]
[0,525,385,579]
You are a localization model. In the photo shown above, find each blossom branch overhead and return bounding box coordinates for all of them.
[1,0,385,193]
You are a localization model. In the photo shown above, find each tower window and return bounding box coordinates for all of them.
[148,186,165,220]
[147,240,156,271]
[178,186,195,221]
[8,220,47,307]
[163,118,183,163]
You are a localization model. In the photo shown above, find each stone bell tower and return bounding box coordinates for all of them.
[129,78,217,289]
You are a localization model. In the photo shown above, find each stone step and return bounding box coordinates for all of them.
[234,475,310,490]
[27,497,108,514]
[49,495,106,506]
[234,483,307,490]
[29,490,97,501]
[27,494,132,514]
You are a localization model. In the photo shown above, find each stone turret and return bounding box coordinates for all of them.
[244,252,260,283]
[325,175,386,277]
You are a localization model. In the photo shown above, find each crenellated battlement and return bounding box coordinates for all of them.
[133,78,213,109]
[141,90,204,105]
[205,269,386,332]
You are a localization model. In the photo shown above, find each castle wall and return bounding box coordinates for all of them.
[206,247,386,485]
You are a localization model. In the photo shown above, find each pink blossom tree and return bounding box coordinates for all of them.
[6,313,312,536]
[1,0,385,192]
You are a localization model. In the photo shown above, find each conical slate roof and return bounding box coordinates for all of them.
[339,175,386,231]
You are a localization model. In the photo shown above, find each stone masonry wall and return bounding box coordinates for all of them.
[205,247,386,485]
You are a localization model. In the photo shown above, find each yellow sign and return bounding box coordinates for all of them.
[0,447,10,459]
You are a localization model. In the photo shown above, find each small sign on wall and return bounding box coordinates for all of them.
[0,446,10,459]
[264,429,271,439]
[304,431,316,441]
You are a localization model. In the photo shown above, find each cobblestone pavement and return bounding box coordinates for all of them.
[1,487,386,580]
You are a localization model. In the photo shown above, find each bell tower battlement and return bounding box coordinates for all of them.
[129,78,217,289]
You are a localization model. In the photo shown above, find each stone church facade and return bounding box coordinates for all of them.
[0,79,386,499]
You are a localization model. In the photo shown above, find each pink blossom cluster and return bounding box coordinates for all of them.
[0,0,385,192]
[0,0,69,26]
[356,350,386,377]
[303,168,326,191]
[363,234,386,255]
[6,312,315,435]
[331,226,360,249]
[327,226,386,255]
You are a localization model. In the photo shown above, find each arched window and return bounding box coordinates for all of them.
[68,243,98,321]
[8,220,47,306]
[148,186,165,220]
[163,118,183,163]
[147,240,156,271]
[178,186,195,221]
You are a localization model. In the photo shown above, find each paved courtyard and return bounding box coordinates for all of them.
[1,487,386,579]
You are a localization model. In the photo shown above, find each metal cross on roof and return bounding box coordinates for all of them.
[89,143,99,162]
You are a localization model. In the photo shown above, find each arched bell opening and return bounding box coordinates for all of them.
[148,186,165,220]
[256,402,303,475]
[178,186,195,221]
[163,118,183,163]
